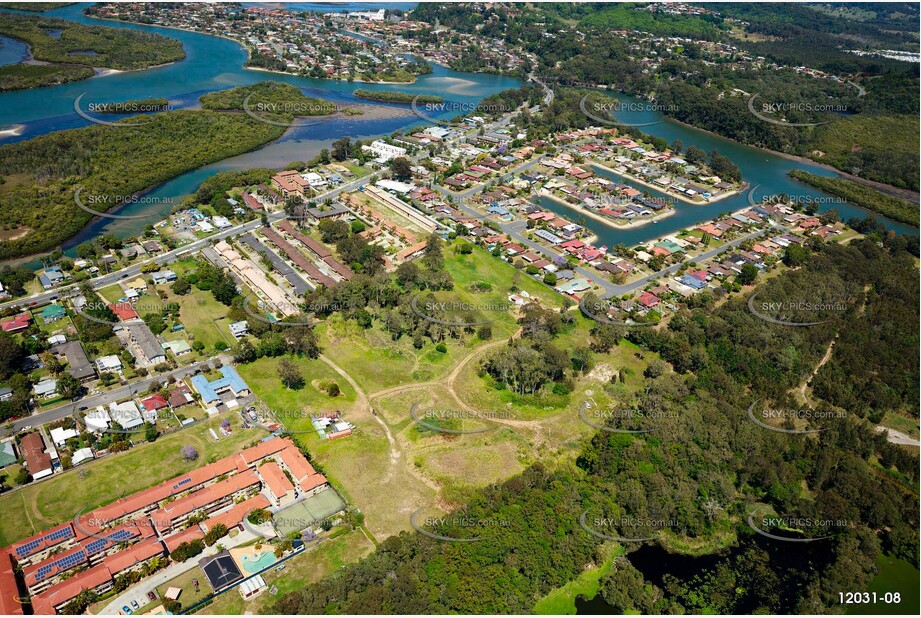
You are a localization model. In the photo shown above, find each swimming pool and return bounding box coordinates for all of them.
[239,550,277,574]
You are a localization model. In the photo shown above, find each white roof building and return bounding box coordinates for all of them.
[96,355,123,372]
[33,379,58,398]
[72,447,95,466]
[362,140,407,163]
[109,400,143,430]
[84,406,112,432]
[375,179,414,194]
[212,216,232,229]
[49,427,79,446]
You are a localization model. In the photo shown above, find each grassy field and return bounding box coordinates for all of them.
[237,355,358,430]
[161,285,233,352]
[0,413,259,546]
[533,544,623,614]
[157,566,212,611]
[199,529,375,614]
[314,244,564,394]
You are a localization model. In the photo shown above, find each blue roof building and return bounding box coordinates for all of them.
[190,365,250,404]
[680,274,707,290]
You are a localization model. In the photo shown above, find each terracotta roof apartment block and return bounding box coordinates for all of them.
[203,494,271,533]
[149,470,260,532]
[102,537,165,576]
[30,562,112,616]
[259,461,295,503]
[278,446,316,483]
[162,526,206,554]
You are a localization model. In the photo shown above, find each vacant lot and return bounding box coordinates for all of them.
[237,355,358,431]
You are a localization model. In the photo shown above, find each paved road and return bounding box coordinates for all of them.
[0,358,220,438]
[0,174,377,313]
[876,426,921,447]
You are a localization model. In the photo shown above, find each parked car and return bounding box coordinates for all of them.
[147,591,157,602]
[122,606,132,614]
[131,600,139,610]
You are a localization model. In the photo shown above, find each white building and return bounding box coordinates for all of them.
[84,406,112,432]
[49,427,79,447]
[229,321,249,339]
[362,140,407,163]
[108,401,144,430]
[212,216,233,229]
[72,447,95,466]
[96,355,123,373]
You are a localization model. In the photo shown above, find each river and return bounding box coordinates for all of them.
[576,541,919,615]
[0,2,916,271]
[0,2,520,268]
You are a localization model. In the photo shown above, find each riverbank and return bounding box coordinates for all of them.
[590,159,739,206]
[539,188,677,230]
[666,116,920,205]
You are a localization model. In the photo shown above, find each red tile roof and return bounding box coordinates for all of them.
[141,393,168,411]
[19,433,51,478]
[203,494,271,532]
[0,312,31,332]
[278,446,315,483]
[149,470,260,530]
[102,538,165,576]
[259,461,294,500]
[0,548,23,615]
[161,526,205,554]
[108,302,138,321]
[30,563,112,616]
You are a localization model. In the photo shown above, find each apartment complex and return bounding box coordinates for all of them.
[0,437,330,615]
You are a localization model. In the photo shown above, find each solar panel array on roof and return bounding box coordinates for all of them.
[173,477,192,490]
[84,528,136,555]
[35,550,86,581]
[16,526,74,557]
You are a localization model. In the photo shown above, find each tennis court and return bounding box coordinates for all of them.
[273,489,347,536]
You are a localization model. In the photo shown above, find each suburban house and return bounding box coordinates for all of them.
[20,433,53,480]
[190,366,250,406]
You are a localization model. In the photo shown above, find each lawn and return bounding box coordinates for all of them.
[314,244,565,395]
[237,355,358,432]
[0,413,260,547]
[160,285,233,352]
[198,529,375,615]
[533,544,623,614]
[157,566,212,612]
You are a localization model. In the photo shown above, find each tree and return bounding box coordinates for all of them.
[477,324,492,340]
[57,373,82,400]
[232,339,257,364]
[737,262,759,285]
[590,323,622,353]
[0,332,23,380]
[389,156,413,181]
[783,243,808,267]
[278,358,305,389]
[41,352,63,376]
[644,358,668,379]
[180,445,199,461]
[204,523,228,546]
[422,233,444,271]
[571,345,594,372]
[332,136,351,162]
[171,278,191,295]
[318,219,350,244]
[144,422,159,443]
